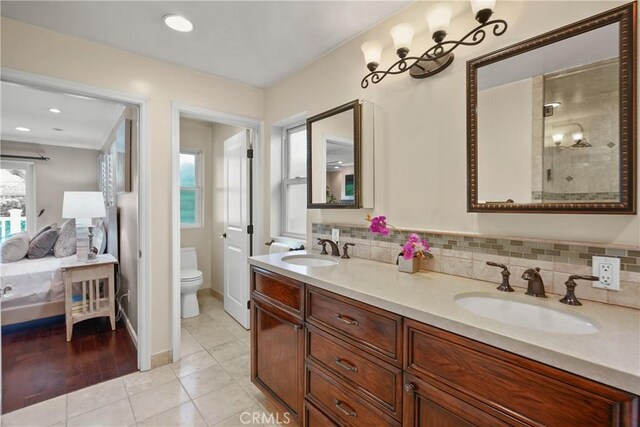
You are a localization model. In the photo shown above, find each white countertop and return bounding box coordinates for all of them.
[249,251,640,395]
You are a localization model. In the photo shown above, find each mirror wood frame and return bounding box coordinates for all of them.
[467,2,636,214]
[307,99,362,209]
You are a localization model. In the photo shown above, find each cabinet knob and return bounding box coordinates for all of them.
[405,383,416,395]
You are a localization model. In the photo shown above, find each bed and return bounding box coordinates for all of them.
[0,255,76,325]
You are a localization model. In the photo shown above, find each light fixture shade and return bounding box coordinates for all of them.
[361,41,384,66]
[572,132,584,141]
[552,133,564,143]
[62,192,106,219]
[470,0,496,15]
[163,14,194,32]
[390,23,415,51]
[425,4,453,36]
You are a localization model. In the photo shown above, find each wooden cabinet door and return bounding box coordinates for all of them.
[251,296,304,421]
[403,374,516,427]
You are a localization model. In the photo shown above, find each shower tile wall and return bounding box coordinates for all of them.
[312,223,640,310]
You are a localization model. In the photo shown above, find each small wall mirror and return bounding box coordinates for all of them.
[467,3,636,213]
[308,99,374,209]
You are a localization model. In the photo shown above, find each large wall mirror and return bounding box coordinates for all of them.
[308,99,374,209]
[467,3,636,214]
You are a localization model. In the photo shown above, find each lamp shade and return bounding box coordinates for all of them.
[552,133,564,143]
[62,191,106,219]
[470,0,496,15]
[390,23,415,51]
[361,41,384,67]
[425,3,453,36]
[572,132,584,141]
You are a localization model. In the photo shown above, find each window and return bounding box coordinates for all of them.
[0,161,35,240]
[180,150,202,227]
[282,124,307,237]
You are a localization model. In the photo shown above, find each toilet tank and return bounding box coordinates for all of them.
[180,247,198,271]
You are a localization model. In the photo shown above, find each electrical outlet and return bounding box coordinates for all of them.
[332,228,340,244]
[592,256,620,291]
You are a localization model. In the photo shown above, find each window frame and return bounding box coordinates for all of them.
[179,149,204,229]
[0,160,36,236]
[281,122,307,239]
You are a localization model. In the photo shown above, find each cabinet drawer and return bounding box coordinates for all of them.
[304,400,339,427]
[306,364,400,427]
[306,286,402,366]
[307,326,402,419]
[251,267,304,316]
[405,320,639,427]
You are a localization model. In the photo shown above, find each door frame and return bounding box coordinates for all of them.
[170,102,262,361]
[0,67,152,371]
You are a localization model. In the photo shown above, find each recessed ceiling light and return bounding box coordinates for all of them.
[15,127,30,132]
[334,166,340,169]
[52,128,64,131]
[544,102,561,108]
[163,14,194,32]
[48,108,61,113]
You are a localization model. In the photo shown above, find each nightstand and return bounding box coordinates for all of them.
[62,254,118,341]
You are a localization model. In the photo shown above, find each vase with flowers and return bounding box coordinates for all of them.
[366,214,433,274]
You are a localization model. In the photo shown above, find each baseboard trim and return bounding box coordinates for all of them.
[210,288,223,302]
[120,309,138,349]
[151,350,172,369]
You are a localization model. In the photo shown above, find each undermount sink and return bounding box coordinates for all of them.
[281,254,338,267]
[455,293,599,335]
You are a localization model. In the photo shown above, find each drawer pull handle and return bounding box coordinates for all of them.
[405,383,416,395]
[333,399,357,417]
[335,314,359,326]
[335,358,358,373]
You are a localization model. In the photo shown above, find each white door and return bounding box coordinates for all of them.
[223,129,251,328]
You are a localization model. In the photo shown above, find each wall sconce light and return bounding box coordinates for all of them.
[571,131,592,148]
[360,0,507,88]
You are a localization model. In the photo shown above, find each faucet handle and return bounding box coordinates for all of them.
[317,238,329,255]
[560,275,599,306]
[486,262,514,292]
[341,243,355,259]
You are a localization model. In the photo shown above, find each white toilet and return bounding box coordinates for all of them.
[180,247,204,318]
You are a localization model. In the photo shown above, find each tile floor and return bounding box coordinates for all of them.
[1,294,298,427]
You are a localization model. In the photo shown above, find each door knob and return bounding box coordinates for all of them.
[220,233,227,238]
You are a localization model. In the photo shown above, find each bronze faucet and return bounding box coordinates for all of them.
[522,267,547,298]
[317,238,340,257]
[341,243,355,259]
[560,275,599,306]
[486,262,514,292]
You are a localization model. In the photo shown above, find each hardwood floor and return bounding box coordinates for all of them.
[1,316,137,414]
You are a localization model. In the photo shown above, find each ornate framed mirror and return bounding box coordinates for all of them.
[467,3,636,214]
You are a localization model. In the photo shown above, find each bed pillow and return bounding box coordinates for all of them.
[1,231,30,263]
[32,223,57,240]
[27,229,59,259]
[53,218,76,258]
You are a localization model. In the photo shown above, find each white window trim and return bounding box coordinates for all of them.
[179,149,203,229]
[0,160,36,236]
[281,122,307,239]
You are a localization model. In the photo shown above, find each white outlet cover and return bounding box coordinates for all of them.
[592,256,620,291]
[331,228,339,243]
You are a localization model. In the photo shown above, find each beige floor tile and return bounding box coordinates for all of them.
[129,380,190,422]
[220,353,251,379]
[67,398,136,427]
[236,377,269,406]
[138,401,207,427]
[193,328,237,349]
[171,350,218,378]
[207,340,249,363]
[193,383,256,426]
[179,364,235,399]
[1,395,66,427]
[123,364,177,396]
[67,377,128,418]
[207,312,243,329]
[224,322,250,341]
[181,330,205,357]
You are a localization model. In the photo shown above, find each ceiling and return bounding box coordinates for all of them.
[1,82,126,150]
[1,1,411,88]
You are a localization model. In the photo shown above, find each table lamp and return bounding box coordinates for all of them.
[62,191,106,261]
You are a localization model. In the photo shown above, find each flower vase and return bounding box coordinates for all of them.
[398,256,420,274]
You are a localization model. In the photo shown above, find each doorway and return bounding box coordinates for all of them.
[171,104,261,361]
[0,70,151,413]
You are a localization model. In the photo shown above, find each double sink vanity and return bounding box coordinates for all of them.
[248,251,639,426]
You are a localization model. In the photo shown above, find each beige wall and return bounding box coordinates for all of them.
[0,140,99,228]
[1,17,263,355]
[263,0,638,248]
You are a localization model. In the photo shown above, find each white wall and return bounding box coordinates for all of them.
[263,0,638,247]
[1,17,263,356]
[0,140,99,228]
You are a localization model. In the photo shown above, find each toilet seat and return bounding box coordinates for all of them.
[181,269,203,281]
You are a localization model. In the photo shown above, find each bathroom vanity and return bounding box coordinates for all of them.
[249,252,639,426]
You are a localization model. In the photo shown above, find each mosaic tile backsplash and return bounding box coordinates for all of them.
[311,223,640,310]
